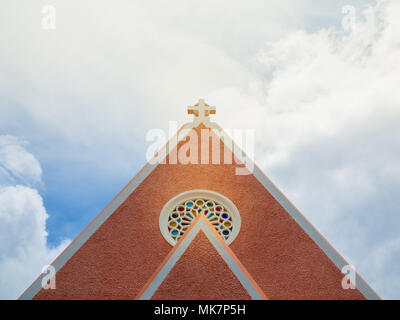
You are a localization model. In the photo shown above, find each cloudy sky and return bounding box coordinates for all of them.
[1,0,399,299]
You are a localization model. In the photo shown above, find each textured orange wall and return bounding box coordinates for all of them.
[34,125,365,300]
[151,231,251,300]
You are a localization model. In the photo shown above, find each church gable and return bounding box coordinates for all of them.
[21,100,379,300]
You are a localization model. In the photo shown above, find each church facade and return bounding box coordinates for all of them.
[20,100,380,300]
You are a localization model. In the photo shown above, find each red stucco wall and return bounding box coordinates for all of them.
[151,231,251,300]
[34,125,366,300]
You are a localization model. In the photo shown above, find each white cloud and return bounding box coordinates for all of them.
[0,136,69,299]
[0,0,319,151]
[208,0,400,298]
[358,236,400,299]
[0,0,398,299]
[0,135,42,186]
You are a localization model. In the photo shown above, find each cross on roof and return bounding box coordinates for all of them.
[188,99,216,125]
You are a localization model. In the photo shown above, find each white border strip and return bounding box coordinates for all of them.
[212,123,381,300]
[19,123,193,300]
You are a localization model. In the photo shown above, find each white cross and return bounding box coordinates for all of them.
[187,99,216,125]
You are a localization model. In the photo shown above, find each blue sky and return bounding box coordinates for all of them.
[1,0,400,299]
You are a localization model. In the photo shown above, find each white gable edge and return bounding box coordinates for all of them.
[212,123,381,300]
[19,123,192,300]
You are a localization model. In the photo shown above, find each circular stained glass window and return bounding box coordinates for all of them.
[159,190,241,246]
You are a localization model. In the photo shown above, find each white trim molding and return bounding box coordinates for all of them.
[210,123,381,300]
[139,214,265,300]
